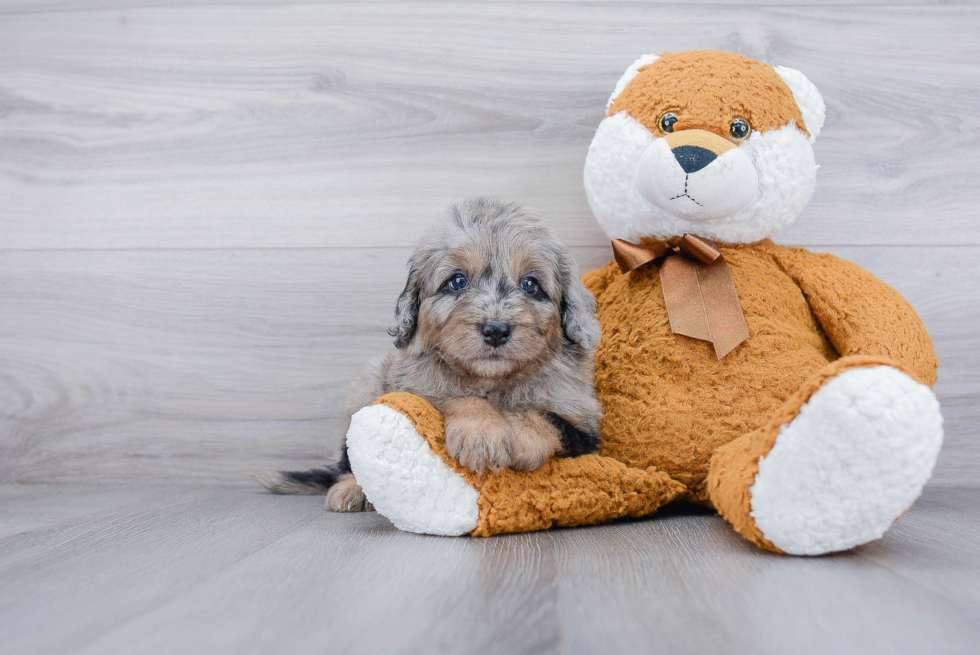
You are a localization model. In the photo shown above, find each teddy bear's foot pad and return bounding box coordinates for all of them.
[749,366,943,555]
[347,404,480,536]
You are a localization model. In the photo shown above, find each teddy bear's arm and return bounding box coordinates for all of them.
[772,248,938,387]
[581,260,620,301]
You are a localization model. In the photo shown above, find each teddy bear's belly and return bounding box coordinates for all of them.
[593,252,838,499]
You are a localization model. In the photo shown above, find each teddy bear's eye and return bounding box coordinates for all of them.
[729,118,751,141]
[659,112,679,134]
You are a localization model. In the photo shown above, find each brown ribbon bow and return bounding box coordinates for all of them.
[611,234,749,359]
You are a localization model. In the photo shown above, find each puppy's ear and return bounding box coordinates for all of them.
[388,265,421,348]
[559,264,601,350]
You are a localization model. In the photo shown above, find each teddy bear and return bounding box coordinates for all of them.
[345,50,943,555]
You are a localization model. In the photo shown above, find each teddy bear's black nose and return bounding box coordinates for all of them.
[672,145,718,174]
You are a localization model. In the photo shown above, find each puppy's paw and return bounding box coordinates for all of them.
[445,411,514,474]
[326,473,374,512]
[506,411,562,472]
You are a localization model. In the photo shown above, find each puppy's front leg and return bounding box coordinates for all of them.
[504,411,563,471]
[442,397,514,474]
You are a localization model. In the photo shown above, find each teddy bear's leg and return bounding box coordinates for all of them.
[707,355,943,555]
[347,392,686,537]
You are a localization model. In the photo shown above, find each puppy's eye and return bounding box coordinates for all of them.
[729,118,751,141]
[659,112,678,134]
[445,273,468,292]
[520,277,540,295]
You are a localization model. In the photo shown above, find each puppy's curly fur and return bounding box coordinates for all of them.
[252,198,603,511]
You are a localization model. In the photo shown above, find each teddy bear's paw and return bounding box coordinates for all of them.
[346,404,480,536]
[749,365,943,555]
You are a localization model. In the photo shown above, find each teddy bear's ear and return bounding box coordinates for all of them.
[606,53,661,111]
[774,65,826,143]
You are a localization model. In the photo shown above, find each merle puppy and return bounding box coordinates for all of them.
[252,198,603,511]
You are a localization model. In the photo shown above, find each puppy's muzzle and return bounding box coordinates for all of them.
[480,320,512,347]
[634,129,759,222]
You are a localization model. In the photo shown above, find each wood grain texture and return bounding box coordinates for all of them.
[0,2,977,487]
[1,5,977,652]
[0,484,978,654]
[0,245,976,486]
[0,3,979,249]
[3,0,975,14]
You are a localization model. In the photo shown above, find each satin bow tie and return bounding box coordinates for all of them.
[611,235,749,359]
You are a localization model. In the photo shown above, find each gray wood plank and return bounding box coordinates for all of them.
[0,248,393,485]
[0,485,976,655]
[1,245,976,486]
[0,3,978,249]
[547,497,980,655]
[0,485,209,576]
[81,510,562,655]
[858,489,980,617]
[0,486,321,654]
[0,482,199,541]
[3,0,975,16]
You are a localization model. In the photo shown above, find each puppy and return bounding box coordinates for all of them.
[252,197,603,512]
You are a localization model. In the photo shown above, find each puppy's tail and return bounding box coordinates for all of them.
[250,466,343,495]
[252,448,352,495]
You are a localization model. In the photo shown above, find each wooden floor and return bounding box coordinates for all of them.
[1,484,977,655]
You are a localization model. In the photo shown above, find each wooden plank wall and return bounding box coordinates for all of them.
[1,1,978,486]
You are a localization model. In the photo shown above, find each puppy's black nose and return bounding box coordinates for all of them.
[481,321,512,347]
[672,145,718,174]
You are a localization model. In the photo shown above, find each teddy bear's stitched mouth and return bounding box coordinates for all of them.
[669,174,704,206]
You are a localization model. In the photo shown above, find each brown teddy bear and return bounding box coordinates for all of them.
[347,50,943,555]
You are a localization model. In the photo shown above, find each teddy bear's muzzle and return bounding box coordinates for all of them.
[635,129,758,222]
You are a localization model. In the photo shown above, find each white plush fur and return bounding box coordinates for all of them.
[774,66,826,142]
[749,366,944,556]
[606,53,660,111]
[346,404,480,536]
[585,113,818,243]
[635,135,759,222]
